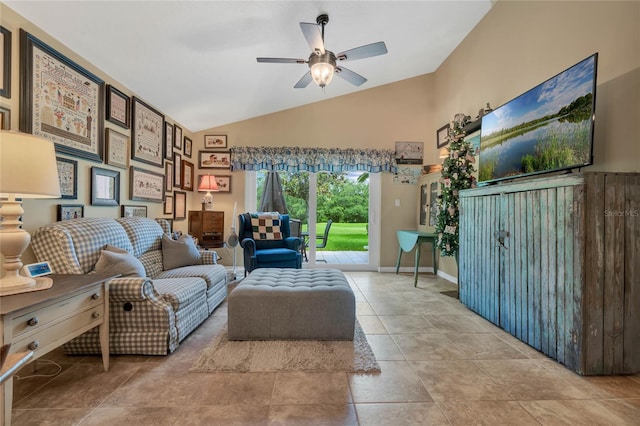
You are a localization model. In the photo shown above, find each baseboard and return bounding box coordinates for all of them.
[437,270,458,284]
[378,266,434,274]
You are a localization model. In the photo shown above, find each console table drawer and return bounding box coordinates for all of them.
[10,286,104,339]
[11,305,104,358]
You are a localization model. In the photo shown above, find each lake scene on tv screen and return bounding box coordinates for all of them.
[479,54,596,183]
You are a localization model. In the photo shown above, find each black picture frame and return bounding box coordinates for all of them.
[105,84,130,129]
[184,136,192,158]
[437,123,450,148]
[91,166,120,206]
[173,152,182,188]
[131,96,164,168]
[173,124,182,149]
[0,106,10,130]
[56,156,78,199]
[57,204,84,221]
[1,26,11,99]
[20,30,104,162]
[164,121,173,160]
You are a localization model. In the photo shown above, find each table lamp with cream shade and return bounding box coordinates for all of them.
[198,174,218,210]
[0,131,61,293]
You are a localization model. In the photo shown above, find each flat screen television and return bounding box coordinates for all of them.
[478,53,598,185]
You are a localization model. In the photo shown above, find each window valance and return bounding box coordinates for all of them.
[230,146,397,173]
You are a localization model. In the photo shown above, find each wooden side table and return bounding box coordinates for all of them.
[0,274,114,425]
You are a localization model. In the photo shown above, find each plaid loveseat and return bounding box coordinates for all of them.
[31,217,227,355]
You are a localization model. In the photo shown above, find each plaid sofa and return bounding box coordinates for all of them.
[31,217,227,355]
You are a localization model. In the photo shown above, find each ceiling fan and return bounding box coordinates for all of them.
[257,14,388,89]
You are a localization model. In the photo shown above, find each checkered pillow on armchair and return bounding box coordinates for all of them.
[250,212,283,240]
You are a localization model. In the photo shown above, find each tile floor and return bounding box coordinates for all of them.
[9,272,640,425]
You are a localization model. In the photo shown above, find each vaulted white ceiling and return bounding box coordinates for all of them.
[5,1,493,132]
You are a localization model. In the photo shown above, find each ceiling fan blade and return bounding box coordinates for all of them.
[336,41,388,62]
[257,57,306,64]
[300,22,325,55]
[294,71,313,88]
[335,66,367,86]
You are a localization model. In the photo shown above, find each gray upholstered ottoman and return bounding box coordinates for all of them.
[228,268,355,340]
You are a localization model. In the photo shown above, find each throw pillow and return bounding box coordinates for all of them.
[104,244,128,254]
[94,250,146,278]
[250,212,283,240]
[162,234,201,270]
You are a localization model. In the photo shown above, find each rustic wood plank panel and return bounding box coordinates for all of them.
[531,190,542,351]
[526,191,536,348]
[603,173,625,374]
[623,174,640,372]
[547,187,558,360]
[540,189,550,355]
[519,191,529,342]
[506,193,517,335]
[492,194,500,325]
[459,196,468,305]
[572,184,586,374]
[556,186,567,365]
[583,173,605,374]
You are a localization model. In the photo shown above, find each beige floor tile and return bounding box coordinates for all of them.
[425,314,497,333]
[82,405,271,426]
[356,315,388,334]
[491,329,549,359]
[378,314,439,334]
[475,359,606,400]
[356,301,375,315]
[271,372,351,405]
[410,299,471,315]
[519,398,640,425]
[356,402,450,425]
[14,362,139,409]
[439,400,540,425]
[11,408,90,426]
[412,360,513,402]
[348,360,433,403]
[365,335,405,361]
[268,404,358,425]
[392,333,463,361]
[444,333,530,360]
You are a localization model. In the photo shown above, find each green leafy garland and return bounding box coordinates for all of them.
[436,120,477,256]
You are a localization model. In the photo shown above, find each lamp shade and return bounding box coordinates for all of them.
[311,62,335,88]
[0,131,61,198]
[198,175,219,192]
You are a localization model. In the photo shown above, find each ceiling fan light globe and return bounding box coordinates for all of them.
[311,62,335,88]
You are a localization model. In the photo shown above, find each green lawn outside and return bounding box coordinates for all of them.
[303,222,368,251]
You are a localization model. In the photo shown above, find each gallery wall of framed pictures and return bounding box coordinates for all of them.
[5,26,203,226]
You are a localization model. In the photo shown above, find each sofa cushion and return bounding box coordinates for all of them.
[152,277,207,311]
[155,264,226,290]
[162,234,201,270]
[94,249,146,278]
[255,247,298,263]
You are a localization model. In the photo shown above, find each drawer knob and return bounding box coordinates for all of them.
[92,311,100,319]
[91,293,101,300]
[28,341,39,351]
[27,317,39,327]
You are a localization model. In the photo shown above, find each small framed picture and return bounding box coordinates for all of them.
[181,160,194,191]
[204,134,227,149]
[183,136,192,158]
[129,166,164,203]
[199,174,231,193]
[121,205,147,218]
[173,191,187,220]
[1,26,12,99]
[199,150,230,169]
[0,106,10,129]
[131,97,164,168]
[105,128,129,169]
[174,124,182,149]
[164,122,174,160]
[164,195,174,215]
[57,204,84,221]
[437,123,450,148]
[173,152,182,188]
[165,161,173,192]
[91,167,120,206]
[56,156,77,199]
[105,85,130,129]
